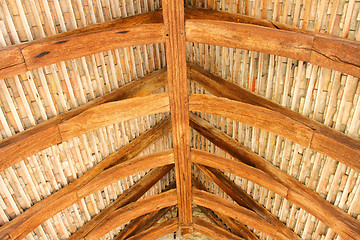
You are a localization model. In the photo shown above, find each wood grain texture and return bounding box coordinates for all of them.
[190,113,360,240]
[188,63,360,173]
[192,176,259,240]
[197,165,299,240]
[189,94,313,147]
[0,117,173,240]
[193,189,281,239]
[84,189,178,240]
[0,11,164,78]
[193,218,247,240]
[126,218,178,240]
[162,0,192,235]
[69,167,174,240]
[58,93,170,141]
[0,69,168,172]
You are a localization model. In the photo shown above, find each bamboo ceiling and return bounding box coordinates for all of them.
[0,0,359,239]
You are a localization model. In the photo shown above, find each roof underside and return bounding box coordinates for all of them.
[0,0,359,240]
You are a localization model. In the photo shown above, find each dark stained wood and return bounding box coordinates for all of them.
[0,117,173,240]
[193,218,246,240]
[0,12,164,78]
[192,176,259,240]
[58,93,170,141]
[114,207,173,240]
[84,189,178,240]
[126,218,178,240]
[189,94,313,147]
[69,166,174,240]
[187,63,360,173]
[197,165,299,239]
[193,189,282,239]
[0,68,168,172]
[163,0,192,236]
[189,113,360,240]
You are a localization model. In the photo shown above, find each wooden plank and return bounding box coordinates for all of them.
[185,19,313,63]
[114,206,173,240]
[187,63,360,174]
[193,218,246,240]
[0,11,164,78]
[0,117,173,240]
[192,176,259,240]
[58,93,170,141]
[69,166,174,240]
[126,218,178,240]
[0,68,167,172]
[197,165,300,240]
[162,0,192,236]
[85,189,178,240]
[0,46,26,79]
[189,113,360,240]
[193,189,281,239]
[189,94,313,147]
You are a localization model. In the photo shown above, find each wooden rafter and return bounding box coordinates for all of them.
[126,218,179,240]
[187,63,360,173]
[189,113,360,240]
[162,0,192,236]
[68,165,174,239]
[0,12,164,79]
[192,176,259,240]
[0,116,173,240]
[0,68,168,172]
[196,165,299,239]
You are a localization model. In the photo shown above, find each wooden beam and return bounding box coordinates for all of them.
[114,207,173,240]
[193,189,285,239]
[192,176,259,240]
[196,165,299,239]
[187,63,360,173]
[189,94,313,147]
[189,113,360,240]
[69,165,174,239]
[0,12,164,78]
[162,0,192,236]
[193,218,246,240]
[0,117,173,240]
[0,68,168,172]
[126,218,178,240]
[84,189,178,240]
[185,19,360,78]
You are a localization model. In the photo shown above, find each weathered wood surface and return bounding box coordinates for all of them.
[114,206,173,240]
[193,189,284,239]
[0,117,173,240]
[85,189,178,240]
[69,165,174,240]
[0,68,168,172]
[193,218,246,240]
[58,93,170,141]
[185,19,360,78]
[189,94,313,147]
[0,12,164,78]
[197,165,299,240]
[192,176,259,240]
[126,218,178,240]
[163,0,193,236]
[190,113,360,240]
[188,63,360,173]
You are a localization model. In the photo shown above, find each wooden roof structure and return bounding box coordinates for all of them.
[0,0,359,239]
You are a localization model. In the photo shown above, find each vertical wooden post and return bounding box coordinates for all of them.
[162,0,193,237]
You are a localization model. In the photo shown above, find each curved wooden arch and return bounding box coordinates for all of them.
[0,151,174,240]
[188,93,360,173]
[189,113,360,240]
[193,189,288,239]
[0,70,168,172]
[125,218,178,240]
